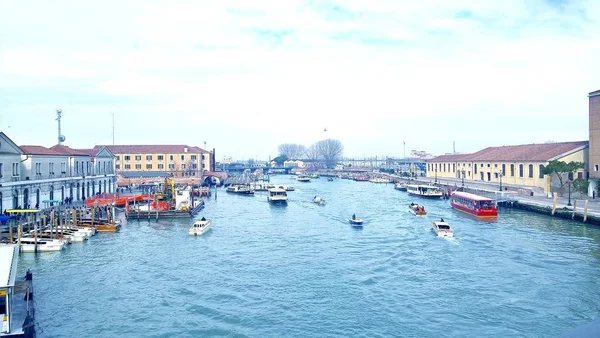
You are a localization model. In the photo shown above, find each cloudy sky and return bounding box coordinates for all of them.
[1,0,598,160]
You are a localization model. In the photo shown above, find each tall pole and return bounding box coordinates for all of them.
[403,141,406,159]
[499,173,503,191]
[56,109,63,145]
[568,181,572,206]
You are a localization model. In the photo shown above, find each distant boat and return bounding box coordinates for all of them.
[407,184,443,198]
[313,196,326,205]
[369,178,390,183]
[189,219,212,236]
[267,188,288,203]
[408,203,427,216]
[432,220,453,237]
[297,176,311,182]
[450,191,498,218]
[349,217,363,226]
[394,182,407,191]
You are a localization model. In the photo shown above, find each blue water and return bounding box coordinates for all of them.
[18,176,600,337]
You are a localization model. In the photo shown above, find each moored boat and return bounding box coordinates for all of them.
[18,237,66,252]
[406,184,443,198]
[408,203,427,216]
[432,219,453,237]
[394,182,407,191]
[450,191,498,218]
[189,218,212,236]
[369,178,390,183]
[297,176,311,182]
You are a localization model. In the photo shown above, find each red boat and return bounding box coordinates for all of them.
[450,191,498,218]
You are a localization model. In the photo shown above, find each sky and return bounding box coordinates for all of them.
[1,0,599,161]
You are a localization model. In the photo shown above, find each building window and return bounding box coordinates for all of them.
[124,164,131,170]
[124,155,130,161]
[510,164,515,177]
[61,162,66,174]
[202,154,206,160]
[170,155,174,161]
[595,165,599,172]
[501,164,505,176]
[158,164,164,169]
[49,162,54,175]
[157,155,164,161]
[0,163,3,177]
[487,163,490,167]
[578,172,583,179]
[192,164,197,169]
[168,164,175,169]
[75,161,79,174]
[494,163,497,168]
[443,163,446,172]
[135,155,141,161]
[116,156,120,161]
[474,164,477,174]
[519,164,524,178]
[116,164,120,170]
[202,163,205,169]
[146,155,152,161]
[181,155,185,161]
[452,163,456,172]
[191,155,197,160]
[135,164,141,170]
[528,164,533,178]
[146,164,152,169]
[35,163,41,175]
[181,164,186,170]
[539,165,545,179]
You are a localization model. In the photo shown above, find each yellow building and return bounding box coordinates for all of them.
[94,145,213,177]
[426,141,588,194]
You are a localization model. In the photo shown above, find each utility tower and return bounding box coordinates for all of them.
[56,110,66,144]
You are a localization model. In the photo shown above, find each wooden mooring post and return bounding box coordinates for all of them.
[551,192,558,216]
[583,199,589,223]
[572,199,577,220]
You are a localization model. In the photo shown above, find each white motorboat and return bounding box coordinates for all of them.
[313,196,326,205]
[349,216,363,227]
[267,188,288,203]
[369,178,390,183]
[189,218,212,236]
[394,182,408,191]
[406,184,444,198]
[18,237,66,252]
[297,176,311,182]
[432,219,453,238]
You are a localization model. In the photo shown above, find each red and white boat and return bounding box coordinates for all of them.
[450,191,498,218]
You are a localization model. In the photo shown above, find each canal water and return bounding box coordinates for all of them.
[18,176,600,337]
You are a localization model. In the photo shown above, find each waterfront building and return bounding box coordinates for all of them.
[96,145,214,178]
[588,89,600,192]
[0,132,116,211]
[426,141,588,194]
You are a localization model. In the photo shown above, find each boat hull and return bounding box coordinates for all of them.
[349,219,363,226]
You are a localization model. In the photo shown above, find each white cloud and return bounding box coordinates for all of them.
[0,0,598,159]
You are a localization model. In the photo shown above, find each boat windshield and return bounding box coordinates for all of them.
[438,225,451,230]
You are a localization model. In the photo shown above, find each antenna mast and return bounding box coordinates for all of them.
[56,110,66,144]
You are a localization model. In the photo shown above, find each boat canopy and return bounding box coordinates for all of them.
[451,191,495,202]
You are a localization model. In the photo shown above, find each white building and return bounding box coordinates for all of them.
[283,160,305,168]
[0,132,116,211]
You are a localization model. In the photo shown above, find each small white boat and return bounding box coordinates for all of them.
[313,196,326,205]
[18,237,66,252]
[267,188,288,203]
[407,184,444,198]
[297,176,311,182]
[432,220,453,238]
[189,219,212,236]
[349,217,363,226]
[369,178,390,183]
[394,182,407,191]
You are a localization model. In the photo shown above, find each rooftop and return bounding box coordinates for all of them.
[429,141,588,162]
[94,145,209,154]
[19,145,64,156]
[49,144,91,156]
[589,89,600,97]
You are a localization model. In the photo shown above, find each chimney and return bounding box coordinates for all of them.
[184,147,188,153]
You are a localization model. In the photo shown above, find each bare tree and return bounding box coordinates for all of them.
[305,144,320,161]
[315,139,343,168]
[278,143,306,160]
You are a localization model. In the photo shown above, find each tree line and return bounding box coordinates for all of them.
[275,139,344,168]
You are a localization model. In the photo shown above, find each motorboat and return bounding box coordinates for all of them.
[432,219,453,237]
[18,237,66,252]
[394,182,408,191]
[313,196,326,206]
[226,184,255,195]
[409,203,427,216]
[297,176,311,182]
[267,188,288,203]
[349,217,363,227]
[189,218,212,236]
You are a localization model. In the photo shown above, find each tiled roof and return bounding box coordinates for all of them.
[19,145,64,156]
[74,149,97,156]
[429,141,588,162]
[94,145,209,154]
[49,144,91,156]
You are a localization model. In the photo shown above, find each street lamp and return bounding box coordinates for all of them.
[498,171,504,191]
[461,170,465,187]
[567,180,572,206]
